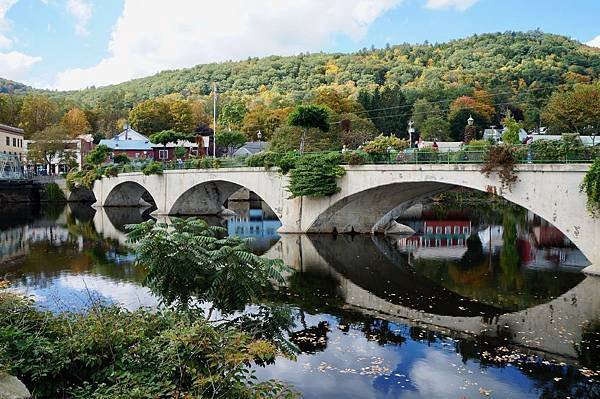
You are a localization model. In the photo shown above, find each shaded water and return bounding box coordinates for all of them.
[0,201,598,398]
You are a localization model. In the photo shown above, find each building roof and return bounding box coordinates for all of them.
[114,127,148,141]
[98,138,153,151]
[0,123,24,135]
[233,141,267,156]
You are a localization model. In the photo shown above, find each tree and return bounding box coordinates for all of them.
[61,107,91,137]
[215,130,247,156]
[448,96,493,141]
[358,84,409,137]
[149,130,180,147]
[335,113,379,149]
[288,104,330,153]
[501,113,523,144]
[411,98,441,128]
[27,126,69,169]
[127,217,286,313]
[542,83,600,134]
[218,99,247,130]
[168,99,195,133]
[174,146,187,159]
[19,94,58,137]
[95,90,127,138]
[0,94,22,127]
[419,116,452,141]
[129,99,172,134]
[84,144,110,166]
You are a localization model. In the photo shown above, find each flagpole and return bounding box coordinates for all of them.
[213,82,217,159]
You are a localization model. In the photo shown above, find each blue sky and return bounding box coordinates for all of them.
[2,0,600,90]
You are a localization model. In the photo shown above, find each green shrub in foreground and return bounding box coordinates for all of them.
[0,293,297,399]
[582,157,600,217]
[288,152,345,198]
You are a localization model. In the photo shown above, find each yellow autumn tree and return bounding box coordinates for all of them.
[61,107,91,138]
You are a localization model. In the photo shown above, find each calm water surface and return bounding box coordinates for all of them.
[0,200,598,399]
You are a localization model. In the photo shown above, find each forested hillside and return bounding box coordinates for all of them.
[52,31,600,105]
[3,31,600,151]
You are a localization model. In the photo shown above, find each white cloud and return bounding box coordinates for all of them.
[0,51,41,80]
[425,0,479,11]
[587,34,600,48]
[66,0,92,36]
[0,0,42,81]
[52,0,402,90]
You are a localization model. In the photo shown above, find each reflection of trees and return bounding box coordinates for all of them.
[576,321,600,371]
[498,211,522,291]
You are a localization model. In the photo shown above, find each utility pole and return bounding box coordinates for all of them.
[213,82,217,159]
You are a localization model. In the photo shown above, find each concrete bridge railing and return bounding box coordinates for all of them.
[92,163,600,274]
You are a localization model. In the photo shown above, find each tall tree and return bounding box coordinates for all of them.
[27,125,69,168]
[19,94,58,137]
[288,104,330,153]
[358,85,409,137]
[448,96,494,141]
[168,99,195,133]
[129,99,172,134]
[541,83,600,134]
[215,130,247,156]
[61,107,91,137]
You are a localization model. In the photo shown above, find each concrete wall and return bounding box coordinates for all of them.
[92,164,600,273]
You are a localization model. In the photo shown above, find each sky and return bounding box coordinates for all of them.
[2,0,600,91]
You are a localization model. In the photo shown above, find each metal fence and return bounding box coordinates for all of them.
[0,153,26,181]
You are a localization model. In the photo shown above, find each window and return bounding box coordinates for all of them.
[463,227,471,234]
[135,153,140,158]
[445,226,451,234]
[5,137,8,146]
[454,226,460,234]
[435,226,442,234]
[12,138,16,147]
[426,226,433,234]
[158,149,168,160]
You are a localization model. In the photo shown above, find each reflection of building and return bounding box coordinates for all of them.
[396,220,472,260]
[226,203,281,253]
[0,227,27,263]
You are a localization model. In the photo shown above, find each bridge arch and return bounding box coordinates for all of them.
[168,179,281,218]
[104,181,157,208]
[300,164,598,267]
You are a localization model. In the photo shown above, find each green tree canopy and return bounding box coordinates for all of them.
[419,116,452,141]
[84,144,111,166]
[542,83,600,134]
[129,99,172,134]
[215,130,247,156]
[288,104,331,153]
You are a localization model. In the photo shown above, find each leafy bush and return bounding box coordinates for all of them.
[211,158,222,169]
[481,144,518,190]
[112,154,130,164]
[465,139,491,149]
[142,161,163,176]
[128,218,288,313]
[103,165,119,177]
[0,293,296,399]
[582,157,600,217]
[45,182,65,202]
[288,152,345,198]
[501,114,522,144]
[245,151,298,174]
[343,150,370,165]
[84,144,110,166]
[363,134,409,154]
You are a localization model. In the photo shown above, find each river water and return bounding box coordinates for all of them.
[0,199,598,399]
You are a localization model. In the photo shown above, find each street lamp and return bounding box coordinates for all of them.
[467,115,474,126]
[408,120,415,148]
[257,130,263,151]
[387,146,393,164]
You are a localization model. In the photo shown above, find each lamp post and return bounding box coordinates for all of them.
[387,146,393,164]
[257,130,263,151]
[408,120,415,148]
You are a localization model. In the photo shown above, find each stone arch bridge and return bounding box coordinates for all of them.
[91,164,599,273]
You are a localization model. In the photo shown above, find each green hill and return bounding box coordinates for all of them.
[37,30,600,106]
